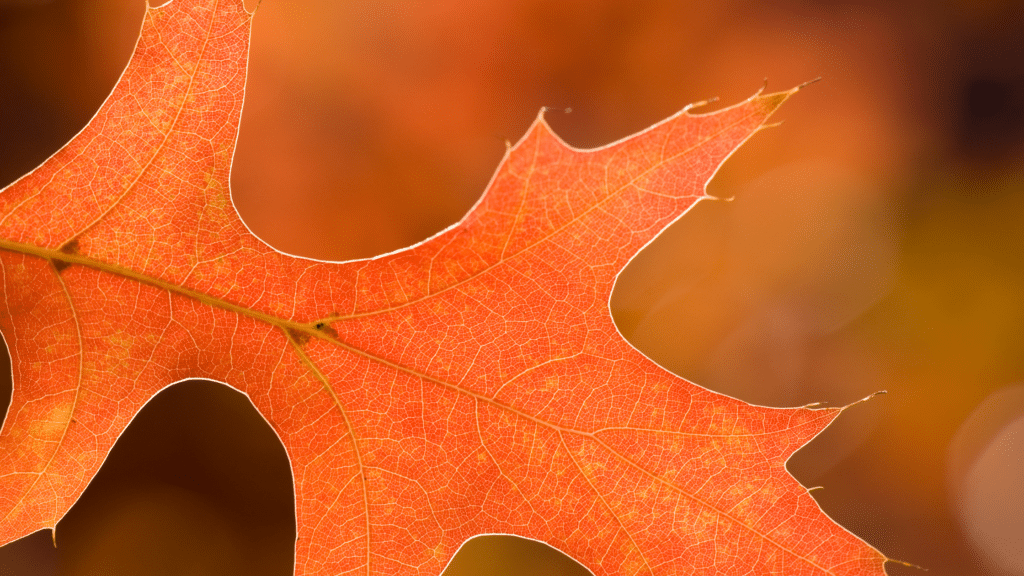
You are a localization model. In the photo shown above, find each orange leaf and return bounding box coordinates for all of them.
[0,1,887,574]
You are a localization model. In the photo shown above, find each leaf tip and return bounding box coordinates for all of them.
[528,107,575,151]
[703,193,735,202]
[750,77,821,118]
[535,106,573,131]
[840,390,888,413]
[885,557,928,573]
[797,76,824,90]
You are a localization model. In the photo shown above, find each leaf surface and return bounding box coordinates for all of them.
[0,1,887,574]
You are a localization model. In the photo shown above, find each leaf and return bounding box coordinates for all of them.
[0,1,887,575]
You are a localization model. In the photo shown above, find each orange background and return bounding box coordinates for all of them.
[1,0,1022,575]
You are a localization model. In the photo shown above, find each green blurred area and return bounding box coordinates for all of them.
[1,0,1023,575]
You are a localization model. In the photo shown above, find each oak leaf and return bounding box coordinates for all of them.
[0,1,888,574]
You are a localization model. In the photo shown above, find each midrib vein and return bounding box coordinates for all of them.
[0,235,834,574]
[0,238,312,335]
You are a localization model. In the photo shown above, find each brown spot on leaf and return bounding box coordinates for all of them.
[51,239,80,273]
[286,327,310,347]
[60,239,80,256]
[315,322,339,340]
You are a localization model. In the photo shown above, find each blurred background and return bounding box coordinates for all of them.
[1,0,1022,574]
